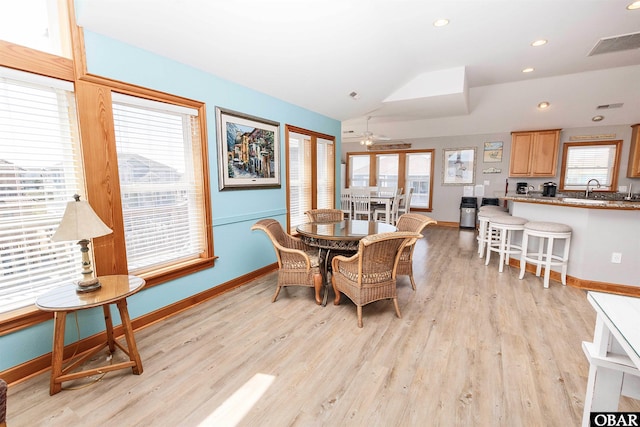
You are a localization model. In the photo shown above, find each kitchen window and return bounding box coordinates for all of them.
[559,140,622,192]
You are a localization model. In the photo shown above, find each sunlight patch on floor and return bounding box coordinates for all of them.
[198,373,275,427]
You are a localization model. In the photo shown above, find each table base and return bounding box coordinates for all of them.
[49,299,143,395]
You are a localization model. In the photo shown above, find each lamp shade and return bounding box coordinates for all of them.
[51,195,113,242]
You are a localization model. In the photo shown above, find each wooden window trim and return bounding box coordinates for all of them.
[0,0,215,335]
[285,125,336,233]
[345,149,435,212]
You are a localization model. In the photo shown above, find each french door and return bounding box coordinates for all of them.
[286,125,335,234]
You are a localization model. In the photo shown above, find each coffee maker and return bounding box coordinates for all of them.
[543,182,557,197]
[516,182,528,194]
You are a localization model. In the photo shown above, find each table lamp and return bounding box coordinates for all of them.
[52,194,113,293]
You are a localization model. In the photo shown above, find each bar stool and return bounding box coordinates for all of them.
[477,210,510,258]
[519,221,572,288]
[485,215,528,272]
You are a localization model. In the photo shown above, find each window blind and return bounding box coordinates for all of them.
[0,68,83,313]
[112,94,206,273]
[564,144,617,190]
[316,138,334,210]
[288,133,312,233]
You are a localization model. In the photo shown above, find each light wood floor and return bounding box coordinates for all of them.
[7,226,640,426]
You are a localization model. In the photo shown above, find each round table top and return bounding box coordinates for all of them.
[35,275,145,312]
[296,219,397,241]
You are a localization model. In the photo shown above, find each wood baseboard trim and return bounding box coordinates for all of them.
[507,259,640,297]
[437,221,460,228]
[0,263,278,386]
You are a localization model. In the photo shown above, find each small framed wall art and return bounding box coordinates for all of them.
[483,141,503,163]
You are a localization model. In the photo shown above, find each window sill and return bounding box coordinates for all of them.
[0,256,217,336]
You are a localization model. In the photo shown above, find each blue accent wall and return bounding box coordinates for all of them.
[0,31,340,371]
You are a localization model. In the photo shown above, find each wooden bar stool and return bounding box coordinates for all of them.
[477,210,510,258]
[519,221,572,288]
[485,215,528,272]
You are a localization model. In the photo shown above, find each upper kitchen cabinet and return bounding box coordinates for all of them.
[627,124,640,178]
[509,129,561,177]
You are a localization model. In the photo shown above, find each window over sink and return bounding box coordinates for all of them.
[559,140,622,192]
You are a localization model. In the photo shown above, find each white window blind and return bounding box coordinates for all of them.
[316,138,334,210]
[564,144,617,190]
[288,133,312,234]
[0,68,83,313]
[112,94,206,273]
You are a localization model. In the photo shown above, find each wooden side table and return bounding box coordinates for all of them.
[36,275,145,395]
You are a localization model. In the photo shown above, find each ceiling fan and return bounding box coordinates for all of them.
[343,116,391,146]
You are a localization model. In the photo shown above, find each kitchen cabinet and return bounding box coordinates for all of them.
[627,123,640,178]
[509,129,561,177]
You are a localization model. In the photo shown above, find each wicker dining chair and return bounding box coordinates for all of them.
[395,213,438,290]
[251,219,323,304]
[304,209,344,223]
[331,231,422,327]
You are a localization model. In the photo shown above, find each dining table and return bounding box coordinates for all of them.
[296,219,397,305]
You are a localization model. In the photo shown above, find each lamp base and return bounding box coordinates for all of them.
[76,277,102,293]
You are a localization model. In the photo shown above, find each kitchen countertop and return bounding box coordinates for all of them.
[502,195,640,210]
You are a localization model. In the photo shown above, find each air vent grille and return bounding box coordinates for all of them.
[596,103,624,110]
[589,31,640,56]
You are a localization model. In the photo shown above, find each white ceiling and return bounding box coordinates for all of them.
[75,0,640,140]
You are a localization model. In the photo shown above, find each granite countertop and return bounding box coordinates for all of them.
[502,194,640,210]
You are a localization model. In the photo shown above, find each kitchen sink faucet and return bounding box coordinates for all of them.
[585,178,601,198]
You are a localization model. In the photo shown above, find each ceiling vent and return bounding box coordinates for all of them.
[596,103,624,110]
[589,31,640,56]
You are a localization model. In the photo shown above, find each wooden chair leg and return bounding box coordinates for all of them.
[408,267,416,290]
[313,273,323,305]
[272,285,282,302]
[357,306,363,328]
[393,298,402,319]
[332,277,341,305]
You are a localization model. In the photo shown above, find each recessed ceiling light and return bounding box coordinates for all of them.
[537,101,550,109]
[531,39,548,47]
[627,1,640,10]
[522,67,535,73]
[433,19,449,27]
[592,115,605,122]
